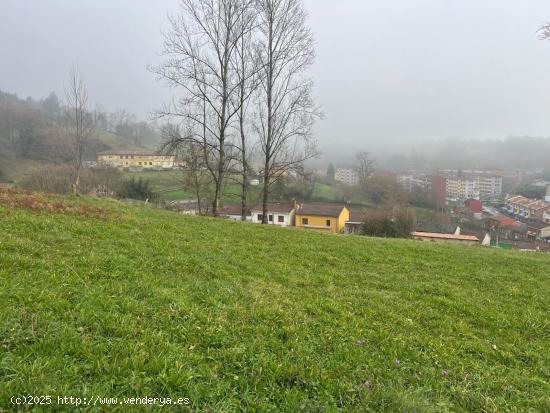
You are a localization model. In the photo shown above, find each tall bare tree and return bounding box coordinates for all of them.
[64,67,94,196]
[233,6,260,220]
[152,0,255,216]
[254,0,320,224]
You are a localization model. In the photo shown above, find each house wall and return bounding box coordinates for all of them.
[413,236,478,246]
[97,154,175,169]
[295,208,350,234]
[250,210,295,226]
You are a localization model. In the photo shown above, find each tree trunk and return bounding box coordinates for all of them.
[73,165,81,196]
[262,163,270,224]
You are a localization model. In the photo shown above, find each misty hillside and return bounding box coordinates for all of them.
[0,89,159,181]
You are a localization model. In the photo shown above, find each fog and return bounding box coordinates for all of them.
[3,0,550,157]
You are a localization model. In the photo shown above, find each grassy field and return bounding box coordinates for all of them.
[0,189,549,411]
[123,170,265,204]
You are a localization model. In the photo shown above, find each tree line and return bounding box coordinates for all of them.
[0,83,160,191]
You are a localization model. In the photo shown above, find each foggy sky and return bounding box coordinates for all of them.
[3,0,550,156]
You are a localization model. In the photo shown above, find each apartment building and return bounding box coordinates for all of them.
[441,171,503,200]
[446,176,480,200]
[335,168,359,186]
[97,150,175,169]
[505,195,549,221]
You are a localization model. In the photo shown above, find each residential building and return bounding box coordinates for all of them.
[429,175,447,207]
[295,203,350,234]
[250,203,296,227]
[546,185,550,203]
[411,231,479,246]
[344,211,367,235]
[505,195,549,221]
[446,176,480,200]
[543,209,550,224]
[335,168,359,186]
[439,170,503,200]
[464,199,483,214]
[219,204,250,221]
[476,173,503,199]
[398,174,414,193]
[525,221,550,240]
[97,150,175,169]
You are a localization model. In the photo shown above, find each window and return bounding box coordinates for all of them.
[150,162,153,165]
[119,156,123,159]
[138,162,142,166]
[326,220,331,227]
[278,215,285,223]
[257,214,263,221]
[302,217,309,225]
[269,215,273,222]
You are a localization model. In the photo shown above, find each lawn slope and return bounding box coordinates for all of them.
[0,190,549,412]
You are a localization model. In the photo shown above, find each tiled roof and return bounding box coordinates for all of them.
[296,203,347,217]
[506,195,549,211]
[97,150,159,156]
[219,204,247,216]
[525,221,550,230]
[250,203,295,214]
[412,232,479,242]
[347,211,367,223]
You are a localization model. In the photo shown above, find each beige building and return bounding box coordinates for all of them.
[443,171,502,200]
[97,150,175,169]
[335,168,359,186]
[411,231,479,246]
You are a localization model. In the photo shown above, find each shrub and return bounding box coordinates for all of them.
[361,207,416,238]
[19,165,123,196]
[117,177,157,201]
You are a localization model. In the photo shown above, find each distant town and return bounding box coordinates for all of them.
[86,149,550,251]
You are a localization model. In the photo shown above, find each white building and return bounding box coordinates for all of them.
[335,168,359,186]
[250,203,296,226]
[442,171,502,200]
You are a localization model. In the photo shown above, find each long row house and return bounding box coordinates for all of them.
[504,194,550,240]
[219,202,366,235]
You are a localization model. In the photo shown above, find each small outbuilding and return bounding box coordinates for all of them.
[411,231,480,246]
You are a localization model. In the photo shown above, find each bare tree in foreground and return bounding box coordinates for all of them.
[233,7,260,220]
[152,0,255,216]
[255,0,320,224]
[64,67,94,196]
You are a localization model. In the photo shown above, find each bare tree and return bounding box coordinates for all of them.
[64,67,94,196]
[254,0,320,224]
[152,0,255,216]
[163,123,213,215]
[233,6,260,220]
[355,151,376,186]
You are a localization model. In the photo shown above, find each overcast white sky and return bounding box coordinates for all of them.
[2,0,550,154]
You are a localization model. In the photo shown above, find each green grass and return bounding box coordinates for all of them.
[0,191,549,411]
[123,170,264,204]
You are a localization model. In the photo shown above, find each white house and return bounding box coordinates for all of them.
[219,204,251,221]
[250,202,296,227]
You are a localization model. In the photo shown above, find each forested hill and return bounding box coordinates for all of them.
[0,89,160,179]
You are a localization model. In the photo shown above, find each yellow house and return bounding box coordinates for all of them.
[96,150,175,169]
[295,203,350,234]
